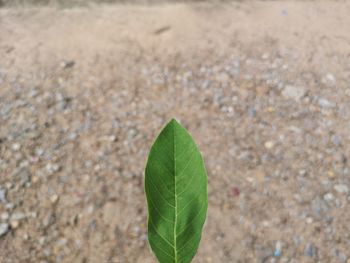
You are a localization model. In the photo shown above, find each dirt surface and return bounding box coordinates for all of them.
[1,1,350,262]
[0,0,216,7]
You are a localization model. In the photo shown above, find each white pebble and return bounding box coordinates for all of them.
[282,85,306,101]
[324,193,335,202]
[0,212,9,221]
[264,141,275,149]
[11,143,21,151]
[325,73,336,85]
[334,184,349,194]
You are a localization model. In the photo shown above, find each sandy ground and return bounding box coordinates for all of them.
[1,1,350,262]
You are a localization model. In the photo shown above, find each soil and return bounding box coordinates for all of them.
[1,1,350,262]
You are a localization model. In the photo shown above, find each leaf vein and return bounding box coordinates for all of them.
[176,147,197,178]
[148,196,175,224]
[177,186,206,216]
[147,176,175,208]
[177,166,204,197]
[177,232,197,255]
[176,202,206,239]
[149,164,175,196]
[149,221,175,249]
[176,144,195,160]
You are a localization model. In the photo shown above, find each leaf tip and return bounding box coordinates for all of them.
[168,118,180,126]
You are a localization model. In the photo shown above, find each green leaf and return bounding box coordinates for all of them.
[145,119,208,263]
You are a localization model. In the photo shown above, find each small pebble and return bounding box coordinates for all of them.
[28,88,39,98]
[293,236,301,246]
[68,132,78,140]
[328,171,336,179]
[331,134,342,146]
[231,187,240,197]
[38,236,47,246]
[334,184,349,194]
[11,143,21,151]
[306,217,313,224]
[325,73,336,85]
[318,98,335,108]
[46,163,61,174]
[23,233,29,240]
[56,237,68,247]
[5,203,15,210]
[35,148,44,156]
[264,141,275,149]
[0,212,10,221]
[10,220,19,229]
[60,60,75,69]
[305,243,317,257]
[282,85,306,101]
[0,223,9,237]
[50,194,59,204]
[262,53,269,60]
[0,188,7,203]
[274,241,282,257]
[11,212,26,221]
[42,213,55,228]
[324,193,335,202]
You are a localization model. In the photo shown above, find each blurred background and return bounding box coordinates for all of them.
[1,1,350,262]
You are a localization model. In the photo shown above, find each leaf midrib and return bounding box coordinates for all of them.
[173,122,178,263]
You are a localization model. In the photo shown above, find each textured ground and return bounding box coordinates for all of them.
[1,1,350,262]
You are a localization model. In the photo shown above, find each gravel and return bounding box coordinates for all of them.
[1,2,350,263]
[10,212,26,221]
[334,184,349,194]
[304,243,318,258]
[281,85,306,101]
[0,189,7,203]
[0,223,9,237]
[318,98,336,108]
